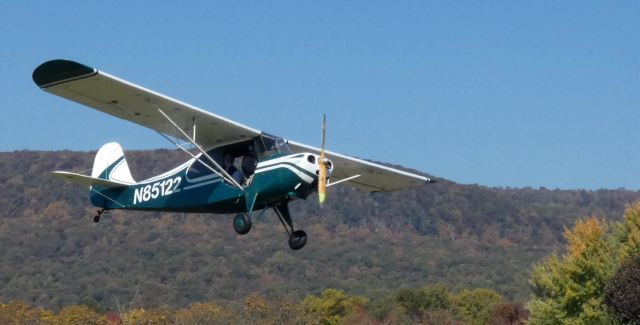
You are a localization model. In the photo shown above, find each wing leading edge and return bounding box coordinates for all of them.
[34,59,432,192]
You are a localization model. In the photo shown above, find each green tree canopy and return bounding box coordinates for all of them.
[451,288,503,325]
[527,203,640,324]
[301,288,367,325]
[527,217,617,324]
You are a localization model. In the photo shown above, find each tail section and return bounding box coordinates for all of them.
[92,142,136,184]
[51,142,135,209]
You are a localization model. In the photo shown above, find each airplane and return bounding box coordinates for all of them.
[32,59,433,250]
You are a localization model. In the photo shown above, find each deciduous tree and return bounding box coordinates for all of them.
[527,217,617,324]
[451,288,503,325]
[302,288,366,325]
[604,253,640,323]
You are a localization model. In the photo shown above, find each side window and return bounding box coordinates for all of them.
[186,150,222,180]
[186,159,213,179]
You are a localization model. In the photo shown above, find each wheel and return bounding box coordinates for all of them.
[233,213,252,235]
[93,215,100,223]
[288,230,307,250]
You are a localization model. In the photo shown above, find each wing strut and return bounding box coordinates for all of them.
[327,174,361,188]
[108,100,236,187]
[155,131,236,185]
[156,107,244,191]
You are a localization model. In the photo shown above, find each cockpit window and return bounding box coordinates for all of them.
[260,135,278,158]
[187,139,263,184]
[259,133,291,158]
[186,150,220,181]
[186,135,290,183]
[275,137,291,154]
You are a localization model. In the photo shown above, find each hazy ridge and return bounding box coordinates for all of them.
[1,149,639,310]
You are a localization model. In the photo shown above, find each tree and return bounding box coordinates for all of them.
[487,302,528,325]
[301,288,367,325]
[527,217,618,324]
[175,301,231,323]
[451,288,503,325]
[603,202,640,323]
[604,253,640,323]
[52,305,107,325]
[121,307,172,324]
[244,293,272,324]
[0,300,53,324]
[612,201,640,261]
[395,284,451,319]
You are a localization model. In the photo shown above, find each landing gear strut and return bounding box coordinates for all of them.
[274,202,307,250]
[93,208,107,223]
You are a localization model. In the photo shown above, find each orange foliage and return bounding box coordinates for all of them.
[563,217,608,259]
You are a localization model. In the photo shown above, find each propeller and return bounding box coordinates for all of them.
[318,114,327,205]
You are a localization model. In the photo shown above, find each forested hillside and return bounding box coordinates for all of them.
[1,149,639,313]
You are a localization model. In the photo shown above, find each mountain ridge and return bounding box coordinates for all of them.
[1,149,639,310]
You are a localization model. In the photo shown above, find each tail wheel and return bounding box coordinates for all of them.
[288,230,307,250]
[233,213,252,235]
[93,208,106,223]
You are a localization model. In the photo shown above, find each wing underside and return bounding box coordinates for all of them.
[33,60,261,149]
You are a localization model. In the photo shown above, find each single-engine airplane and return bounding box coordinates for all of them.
[33,59,432,250]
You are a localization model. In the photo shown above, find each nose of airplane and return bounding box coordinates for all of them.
[324,158,333,172]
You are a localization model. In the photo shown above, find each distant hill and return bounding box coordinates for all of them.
[1,149,639,310]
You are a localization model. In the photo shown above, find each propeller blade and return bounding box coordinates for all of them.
[318,114,327,205]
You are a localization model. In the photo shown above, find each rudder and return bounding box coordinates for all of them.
[92,142,136,184]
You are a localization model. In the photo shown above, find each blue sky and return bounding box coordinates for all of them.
[1,2,639,190]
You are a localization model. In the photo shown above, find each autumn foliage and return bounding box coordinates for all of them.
[528,203,640,324]
[0,287,528,324]
[2,150,640,323]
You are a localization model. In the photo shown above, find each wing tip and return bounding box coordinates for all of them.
[33,59,97,89]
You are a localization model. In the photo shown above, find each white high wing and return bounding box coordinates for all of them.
[34,59,431,192]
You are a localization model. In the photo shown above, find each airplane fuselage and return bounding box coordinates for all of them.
[90,152,325,214]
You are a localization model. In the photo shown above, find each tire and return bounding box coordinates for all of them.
[233,213,252,235]
[288,230,307,250]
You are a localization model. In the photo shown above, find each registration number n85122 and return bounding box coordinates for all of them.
[133,177,181,205]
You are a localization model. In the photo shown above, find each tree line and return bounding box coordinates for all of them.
[1,285,526,324]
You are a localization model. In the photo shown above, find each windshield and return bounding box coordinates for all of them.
[259,133,291,158]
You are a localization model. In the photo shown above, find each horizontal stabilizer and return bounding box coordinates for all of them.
[52,171,131,188]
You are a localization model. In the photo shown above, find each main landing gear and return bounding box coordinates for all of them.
[233,213,252,235]
[274,202,307,250]
[231,202,307,250]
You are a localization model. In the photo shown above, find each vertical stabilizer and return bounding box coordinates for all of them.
[92,142,136,184]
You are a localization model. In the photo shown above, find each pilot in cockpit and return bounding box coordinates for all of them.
[224,153,243,185]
